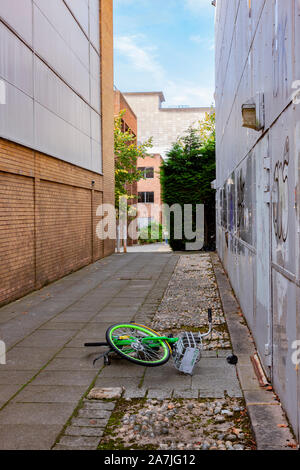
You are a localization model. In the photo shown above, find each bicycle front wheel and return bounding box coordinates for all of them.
[106,323,171,367]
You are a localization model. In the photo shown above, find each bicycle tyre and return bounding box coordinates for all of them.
[106,323,171,367]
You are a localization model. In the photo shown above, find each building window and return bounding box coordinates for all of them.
[138,192,154,203]
[138,167,154,179]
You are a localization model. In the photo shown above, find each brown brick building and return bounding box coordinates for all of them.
[0,0,115,306]
[114,89,138,246]
[137,154,163,228]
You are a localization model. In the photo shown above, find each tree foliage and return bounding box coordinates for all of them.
[114,111,153,209]
[160,112,216,251]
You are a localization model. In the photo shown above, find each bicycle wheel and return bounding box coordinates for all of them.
[106,323,171,367]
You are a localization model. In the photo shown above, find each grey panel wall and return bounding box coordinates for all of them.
[0,0,102,173]
[215,0,300,440]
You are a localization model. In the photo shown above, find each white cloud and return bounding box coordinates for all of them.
[114,35,165,82]
[115,35,214,107]
[164,80,214,107]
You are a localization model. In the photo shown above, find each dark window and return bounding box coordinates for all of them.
[138,167,154,179]
[138,192,154,203]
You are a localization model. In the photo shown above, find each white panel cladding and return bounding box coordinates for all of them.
[34,0,90,70]
[34,57,91,136]
[0,79,34,148]
[89,0,100,52]
[0,0,33,46]
[0,0,102,173]
[296,0,300,82]
[35,102,92,169]
[0,22,33,97]
[90,45,100,80]
[216,0,300,441]
[90,75,101,113]
[64,0,89,34]
[91,139,102,173]
[34,5,90,102]
[91,109,101,143]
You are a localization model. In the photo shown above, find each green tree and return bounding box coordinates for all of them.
[114,111,152,208]
[114,111,153,251]
[160,112,216,251]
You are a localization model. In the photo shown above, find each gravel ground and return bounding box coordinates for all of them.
[152,254,231,350]
[99,397,255,451]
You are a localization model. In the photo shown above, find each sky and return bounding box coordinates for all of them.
[113,0,215,108]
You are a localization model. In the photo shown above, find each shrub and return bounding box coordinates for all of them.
[160,125,216,252]
[138,222,163,244]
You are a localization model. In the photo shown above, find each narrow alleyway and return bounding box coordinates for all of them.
[0,252,296,450]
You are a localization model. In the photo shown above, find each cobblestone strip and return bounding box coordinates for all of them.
[152,254,231,349]
[53,400,116,450]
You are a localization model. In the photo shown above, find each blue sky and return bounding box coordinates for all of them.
[113,0,215,107]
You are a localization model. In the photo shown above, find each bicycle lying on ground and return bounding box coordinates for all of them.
[85,309,212,375]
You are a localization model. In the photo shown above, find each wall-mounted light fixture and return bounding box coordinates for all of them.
[241,92,265,132]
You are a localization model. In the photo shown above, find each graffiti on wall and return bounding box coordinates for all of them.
[273,137,289,242]
[237,169,245,238]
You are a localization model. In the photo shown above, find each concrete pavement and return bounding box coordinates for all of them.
[0,251,297,450]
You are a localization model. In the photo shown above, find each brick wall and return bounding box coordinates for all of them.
[114,90,138,246]
[0,138,109,306]
[137,154,163,225]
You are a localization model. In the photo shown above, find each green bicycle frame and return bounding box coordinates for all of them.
[113,336,179,348]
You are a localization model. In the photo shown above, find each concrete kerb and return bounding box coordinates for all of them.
[210,252,298,450]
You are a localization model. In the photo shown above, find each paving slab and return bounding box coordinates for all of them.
[41,322,86,330]
[99,363,145,378]
[95,377,141,390]
[0,424,63,450]
[4,347,58,370]
[45,357,96,371]
[58,435,100,448]
[0,402,75,425]
[83,400,115,411]
[0,370,37,385]
[13,385,87,403]
[71,417,108,428]
[16,329,75,349]
[30,370,97,386]
[64,426,104,438]
[0,384,22,402]
[57,347,101,358]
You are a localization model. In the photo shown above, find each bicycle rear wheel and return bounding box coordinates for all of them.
[106,323,171,367]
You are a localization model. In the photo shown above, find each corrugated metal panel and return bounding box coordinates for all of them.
[34,57,91,136]
[91,139,102,173]
[0,22,33,97]
[216,0,300,440]
[34,0,90,69]
[64,0,89,34]
[33,4,90,102]
[0,0,33,46]
[0,79,34,147]
[0,0,102,174]
[35,102,92,170]
[91,109,101,143]
[89,0,100,52]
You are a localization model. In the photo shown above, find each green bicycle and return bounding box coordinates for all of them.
[85,310,213,374]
